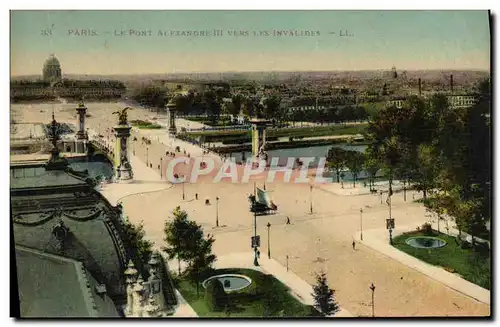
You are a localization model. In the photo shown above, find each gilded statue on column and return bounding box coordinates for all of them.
[112,107,132,125]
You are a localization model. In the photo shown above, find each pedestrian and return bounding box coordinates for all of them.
[195,193,198,200]
[286,216,291,225]
[352,240,356,250]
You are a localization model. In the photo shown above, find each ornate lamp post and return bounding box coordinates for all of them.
[160,157,163,179]
[360,208,364,241]
[369,283,376,317]
[286,255,289,272]
[146,146,149,166]
[216,196,219,227]
[267,222,271,259]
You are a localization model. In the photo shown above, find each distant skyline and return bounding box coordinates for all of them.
[10,10,491,76]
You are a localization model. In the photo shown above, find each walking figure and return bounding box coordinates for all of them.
[286,216,291,225]
[352,240,356,250]
[195,193,198,200]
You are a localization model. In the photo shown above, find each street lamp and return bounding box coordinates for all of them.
[388,187,394,245]
[369,283,376,317]
[360,208,364,241]
[216,196,219,227]
[309,185,313,214]
[286,255,289,272]
[267,222,271,259]
[160,157,163,179]
[253,182,259,267]
[146,147,149,166]
[182,177,185,200]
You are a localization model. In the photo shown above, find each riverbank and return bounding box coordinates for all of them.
[212,137,370,154]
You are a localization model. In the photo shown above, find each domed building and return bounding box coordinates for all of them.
[42,54,62,82]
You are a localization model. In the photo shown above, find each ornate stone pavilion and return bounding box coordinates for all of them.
[10,114,175,317]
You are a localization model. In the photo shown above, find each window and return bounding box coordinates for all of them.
[152,281,160,294]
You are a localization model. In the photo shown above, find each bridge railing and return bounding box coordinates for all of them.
[89,138,116,163]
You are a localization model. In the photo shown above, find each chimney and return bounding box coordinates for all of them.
[418,78,422,96]
[450,74,454,93]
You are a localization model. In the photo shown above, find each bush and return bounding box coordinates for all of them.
[421,223,434,236]
[204,279,226,311]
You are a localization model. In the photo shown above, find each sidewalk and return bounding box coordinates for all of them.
[170,290,198,317]
[91,132,174,205]
[357,227,490,305]
[215,252,353,317]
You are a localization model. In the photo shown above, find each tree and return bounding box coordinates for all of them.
[326,147,347,183]
[344,151,365,187]
[231,93,244,116]
[203,89,222,123]
[163,207,217,297]
[262,94,282,120]
[122,220,154,276]
[162,206,191,275]
[185,232,217,298]
[130,83,168,109]
[363,155,381,191]
[413,144,437,200]
[242,96,257,117]
[311,272,339,316]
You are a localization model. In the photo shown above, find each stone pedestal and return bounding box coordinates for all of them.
[113,124,134,182]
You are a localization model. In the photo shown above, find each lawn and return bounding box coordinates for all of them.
[130,119,163,129]
[392,230,491,290]
[174,268,319,317]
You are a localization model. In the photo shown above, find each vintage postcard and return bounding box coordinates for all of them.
[9,10,491,318]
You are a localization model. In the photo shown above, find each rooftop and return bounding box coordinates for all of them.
[15,245,119,318]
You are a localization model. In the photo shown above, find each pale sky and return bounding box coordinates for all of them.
[10,10,491,75]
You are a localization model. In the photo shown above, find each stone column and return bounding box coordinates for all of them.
[124,260,138,316]
[147,253,166,310]
[166,98,177,136]
[143,293,162,317]
[249,118,269,159]
[113,123,133,183]
[75,102,88,153]
[132,275,145,317]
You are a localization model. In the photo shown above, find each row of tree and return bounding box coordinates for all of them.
[326,148,382,190]
[129,83,369,126]
[362,78,491,240]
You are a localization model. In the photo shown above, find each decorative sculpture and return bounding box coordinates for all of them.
[112,107,132,125]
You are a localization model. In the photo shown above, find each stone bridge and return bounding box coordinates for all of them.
[88,137,116,167]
